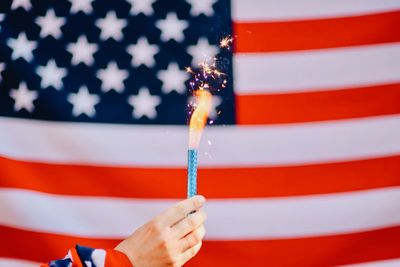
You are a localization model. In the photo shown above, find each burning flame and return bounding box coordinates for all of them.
[189,90,212,149]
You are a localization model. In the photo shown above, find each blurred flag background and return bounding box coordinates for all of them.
[1,0,400,266]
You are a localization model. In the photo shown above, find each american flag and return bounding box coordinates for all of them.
[1,0,400,266]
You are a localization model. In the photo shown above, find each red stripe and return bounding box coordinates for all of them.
[1,155,400,198]
[2,225,400,266]
[234,11,400,53]
[236,84,400,125]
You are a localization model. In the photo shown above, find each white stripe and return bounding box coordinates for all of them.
[0,258,38,267]
[234,43,400,94]
[1,188,400,240]
[1,115,400,167]
[341,259,400,267]
[232,0,400,22]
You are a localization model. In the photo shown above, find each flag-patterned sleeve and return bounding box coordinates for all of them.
[40,245,132,267]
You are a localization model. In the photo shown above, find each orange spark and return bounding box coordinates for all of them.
[219,36,233,49]
[185,66,194,74]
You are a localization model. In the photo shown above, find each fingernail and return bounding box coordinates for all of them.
[195,195,206,203]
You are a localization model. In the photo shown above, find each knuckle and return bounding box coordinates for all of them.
[198,211,206,223]
[166,244,175,256]
[151,218,161,228]
[165,253,178,266]
[148,221,157,232]
[192,232,201,243]
[187,216,198,228]
[185,233,199,248]
[195,227,205,242]
[162,243,177,262]
[193,195,205,207]
[189,246,197,257]
[184,236,193,249]
[182,236,192,250]
[159,238,169,249]
[201,211,207,221]
[166,259,174,266]
[192,197,201,208]
[190,200,202,212]
[150,220,163,235]
[174,203,187,217]
[200,226,206,239]
[190,235,198,247]
[152,226,170,244]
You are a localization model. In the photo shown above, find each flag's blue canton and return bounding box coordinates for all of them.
[0,0,234,125]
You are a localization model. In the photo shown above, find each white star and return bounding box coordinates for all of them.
[0,14,5,31]
[7,33,37,62]
[96,11,127,41]
[67,36,98,66]
[36,9,66,39]
[68,86,100,117]
[69,0,94,14]
[126,0,156,16]
[157,62,189,94]
[186,0,216,16]
[189,94,222,119]
[187,37,219,65]
[127,37,159,68]
[36,59,67,90]
[156,13,188,42]
[11,0,32,11]
[96,62,128,93]
[128,87,161,119]
[9,82,38,112]
[0,63,5,83]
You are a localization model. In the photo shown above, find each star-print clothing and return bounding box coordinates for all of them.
[40,245,132,267]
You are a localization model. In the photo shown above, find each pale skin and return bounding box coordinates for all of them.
[115,195,207,267]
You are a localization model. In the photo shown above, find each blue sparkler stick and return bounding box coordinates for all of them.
[187,149,198,198]
[187,90,212,198]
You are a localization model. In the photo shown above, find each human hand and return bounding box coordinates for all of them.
[115,195,207,267]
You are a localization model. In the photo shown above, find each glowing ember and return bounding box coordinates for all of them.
[185,66,194,74]
[219,35,233,49]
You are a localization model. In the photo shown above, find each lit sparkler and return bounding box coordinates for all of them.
[187,90,212,198]
[185,35,233,198]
